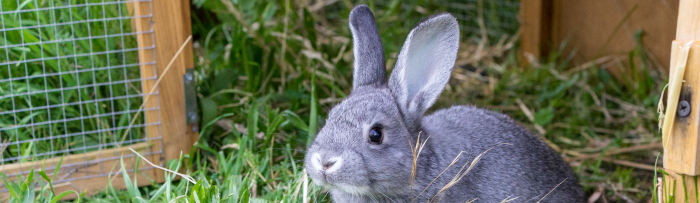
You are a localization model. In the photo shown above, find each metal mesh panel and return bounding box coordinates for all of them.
[449,0,520,42]
[0,0,161,187]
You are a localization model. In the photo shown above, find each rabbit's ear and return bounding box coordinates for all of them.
[349,5,386,91]
[389,14,459,120]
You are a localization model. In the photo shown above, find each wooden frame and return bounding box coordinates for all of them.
[661,0,700,201]
[0,0,196,199]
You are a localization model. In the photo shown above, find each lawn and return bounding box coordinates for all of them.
[2,0,663,202]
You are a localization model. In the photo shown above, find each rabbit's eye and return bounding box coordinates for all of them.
[368,125,383,145]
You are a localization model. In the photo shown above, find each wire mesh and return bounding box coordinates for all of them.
[448,0,520,42]
[0,0,161,188]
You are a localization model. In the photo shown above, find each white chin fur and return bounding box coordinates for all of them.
[335,183,371,195]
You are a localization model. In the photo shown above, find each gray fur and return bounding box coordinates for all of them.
[305,5,585,202]
[349,5,386,91]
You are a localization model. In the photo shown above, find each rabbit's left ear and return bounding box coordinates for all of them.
[389,14,460,121]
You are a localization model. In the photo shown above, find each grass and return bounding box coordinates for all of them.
[1,0,664,202]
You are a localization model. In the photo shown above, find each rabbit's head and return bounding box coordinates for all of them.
[305,5,459,197]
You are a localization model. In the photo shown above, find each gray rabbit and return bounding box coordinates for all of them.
[304,5,585,202]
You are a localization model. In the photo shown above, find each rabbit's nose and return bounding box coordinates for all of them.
[322,156,342,173]
[322,160,336,170]
[311,153,342,173]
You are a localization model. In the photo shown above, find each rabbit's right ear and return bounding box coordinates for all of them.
[349,5,386,91]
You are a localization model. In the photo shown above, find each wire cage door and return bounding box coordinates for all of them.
[0,0,195,199]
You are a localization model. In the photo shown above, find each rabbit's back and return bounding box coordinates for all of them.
[420,105,584,202]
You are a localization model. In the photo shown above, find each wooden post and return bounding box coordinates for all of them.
[662,0,700,202]
[133,0,197,182]
[150,0,197,163]
[519,0,552,62]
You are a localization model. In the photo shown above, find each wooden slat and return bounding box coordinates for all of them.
[519,0,551,62]
[662,171,699,202]
[676,0,700,41]
[0,143,161,199]
[665,41,700,175]
[132,0,164,184]
[151,0,197,162]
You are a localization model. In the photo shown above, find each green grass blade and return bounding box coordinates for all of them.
[50,191,79,203]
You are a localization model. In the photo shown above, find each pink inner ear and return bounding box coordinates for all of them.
[404,29,441,100]
[394,15,459,115]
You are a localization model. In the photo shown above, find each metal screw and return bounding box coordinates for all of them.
[678,100,691,117]
[187,112,198,122]
[185,72,193,81]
